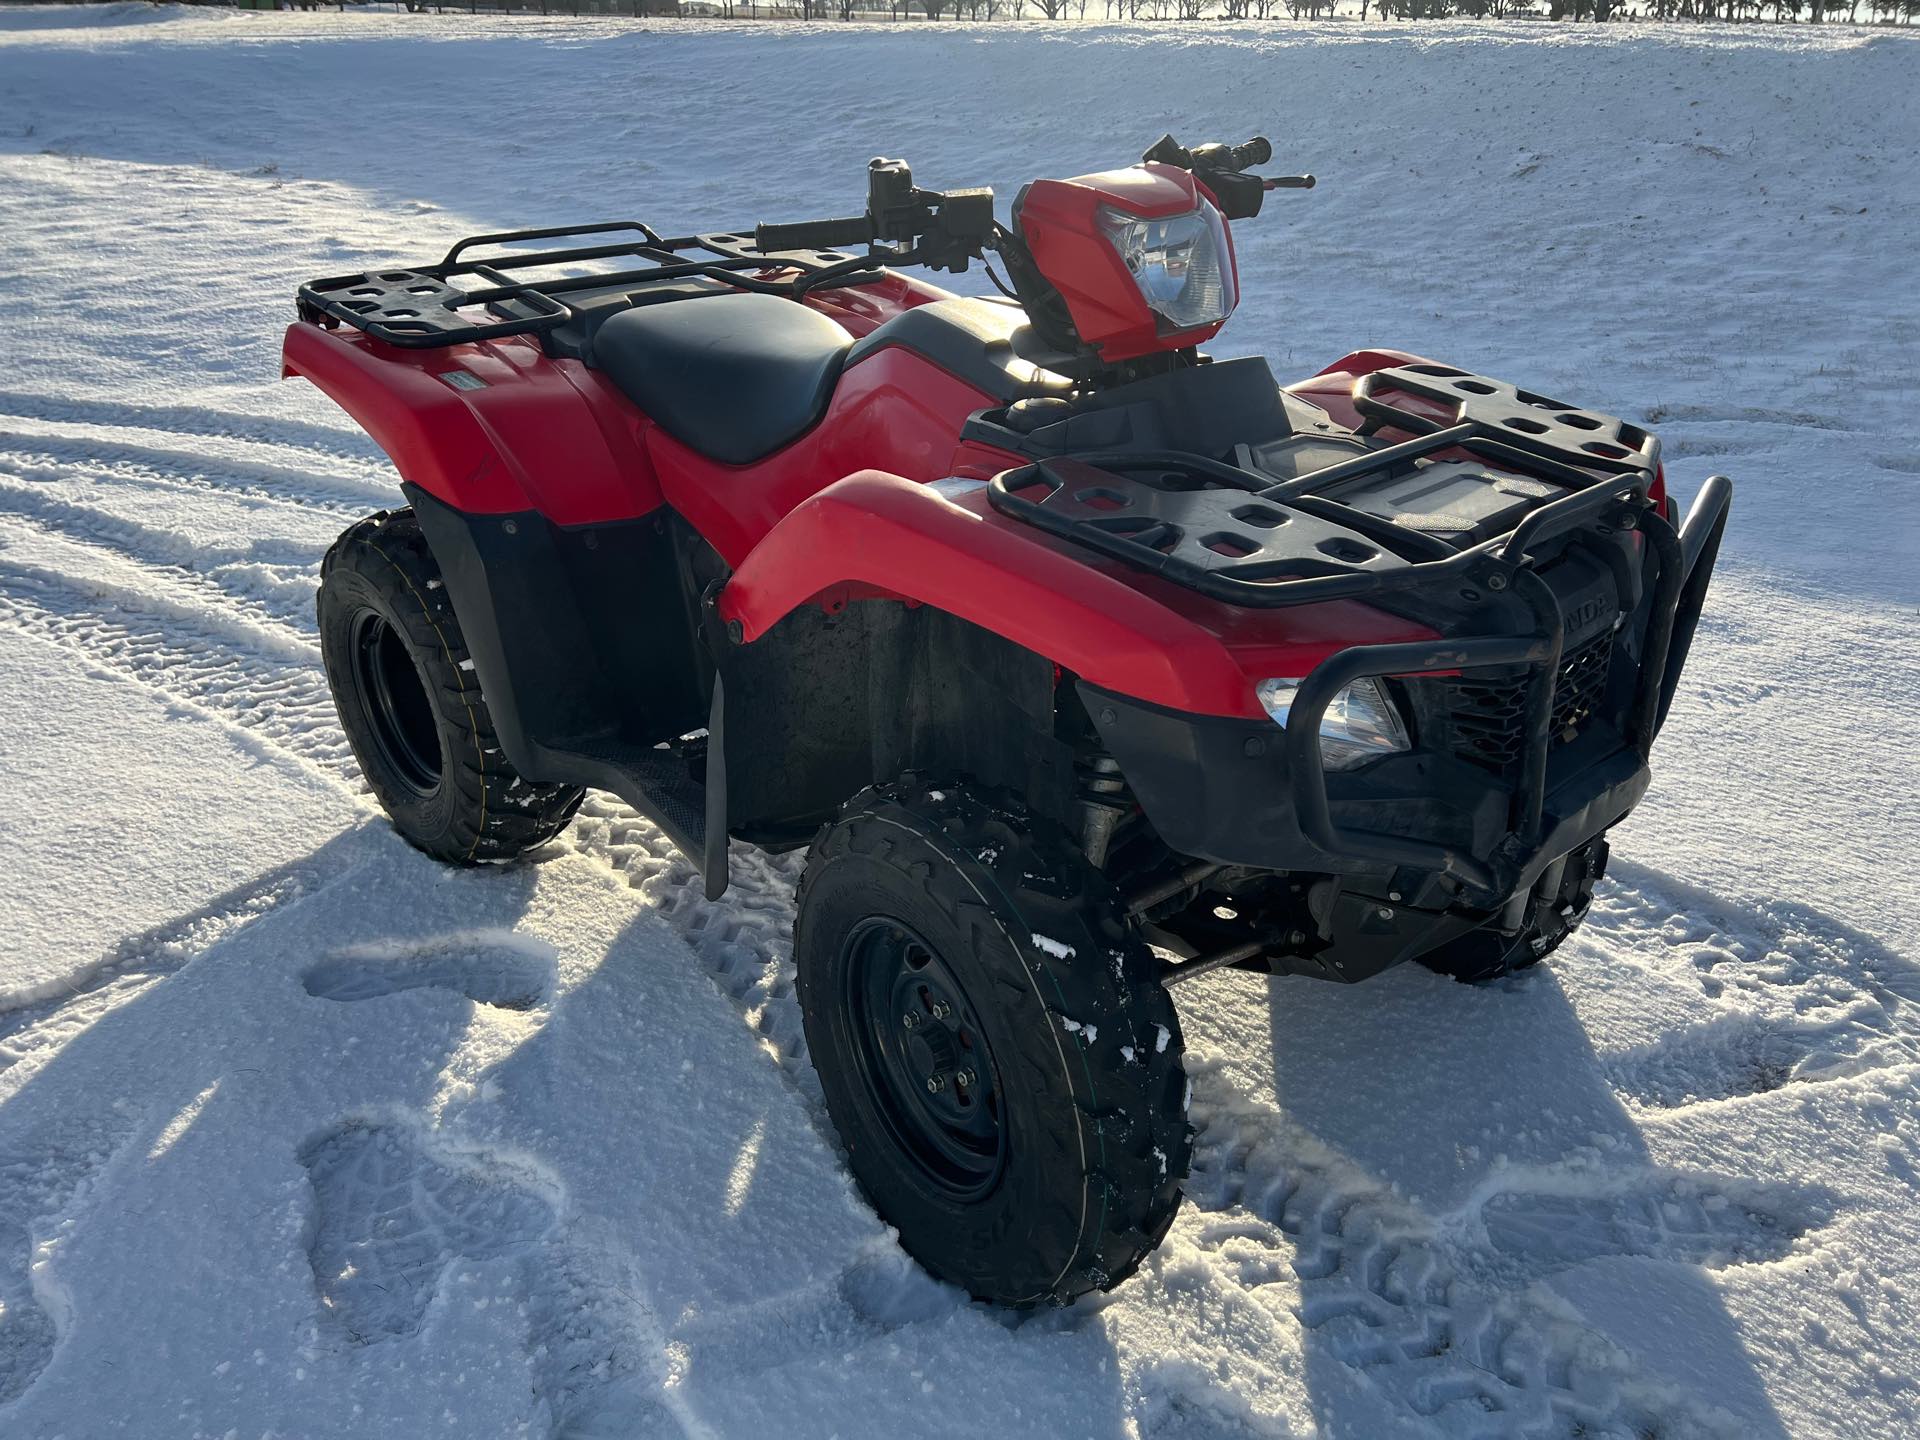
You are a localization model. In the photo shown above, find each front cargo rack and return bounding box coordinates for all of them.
[296,220,880,349]
[985,364,1662,611]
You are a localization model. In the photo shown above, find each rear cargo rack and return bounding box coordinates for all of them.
[296,220,880,349]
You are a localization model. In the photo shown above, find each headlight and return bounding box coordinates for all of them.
[1096,200,1237,332]
[1256,676,1410,771]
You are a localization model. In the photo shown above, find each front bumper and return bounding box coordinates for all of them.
[1087,474,1732,915]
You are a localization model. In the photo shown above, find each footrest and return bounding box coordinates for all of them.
[560,738,710,862]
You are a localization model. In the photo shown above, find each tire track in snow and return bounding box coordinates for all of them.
[0,390,384,464]
[0,566,351,773]
[0,485,323,636]
[0,852,341,1079]
[564,799,815,1090]
[0,417,399,515]
[1180,1074,1823,1440]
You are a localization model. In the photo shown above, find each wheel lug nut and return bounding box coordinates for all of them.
[955,1068,976,1088]
[901,1013,919,1030]
[926,1074,946,1094]
[930,1000,953,1020]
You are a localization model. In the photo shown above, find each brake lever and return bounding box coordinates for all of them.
[1264,175,1317,190]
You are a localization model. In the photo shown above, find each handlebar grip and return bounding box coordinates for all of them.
[753,216,873,253]
[1231,136,1273,170]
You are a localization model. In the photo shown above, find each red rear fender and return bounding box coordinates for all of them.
[281,322,662,525]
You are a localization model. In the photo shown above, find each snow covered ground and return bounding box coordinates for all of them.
[0,6,1915,1437]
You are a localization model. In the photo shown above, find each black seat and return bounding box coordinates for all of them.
[591,293,852,465]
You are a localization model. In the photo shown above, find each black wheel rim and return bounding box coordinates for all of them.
[348,608,442,797]
[843,917,1007,1201]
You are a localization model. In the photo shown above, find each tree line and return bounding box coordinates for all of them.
[274,0,1920,23]
[695,0,1918,19]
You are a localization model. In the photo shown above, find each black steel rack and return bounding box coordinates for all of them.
[296,220,882,349]
[986,364,1662,612]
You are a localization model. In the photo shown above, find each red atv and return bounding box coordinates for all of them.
[284,136,1731,1306]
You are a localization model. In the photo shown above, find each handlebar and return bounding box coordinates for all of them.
[753,215,874,253]
[754,158,993,274]
[1139,133,1314,218]
[1143,133,1274,176]
[754,134,1310,269]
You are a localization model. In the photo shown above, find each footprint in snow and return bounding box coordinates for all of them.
[0,1115,135,1406]
[301,931,554,1011]
[1477,1177,1819,1279]
[298,1121,557,1344]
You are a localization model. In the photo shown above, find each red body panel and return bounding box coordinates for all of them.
[283,322,662,525]
[717,472,1437,721]
[647,345,1000,568]
[798,270,954,337]
[283,321,1546,722]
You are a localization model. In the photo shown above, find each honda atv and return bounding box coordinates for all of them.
[283,134,1731,1307]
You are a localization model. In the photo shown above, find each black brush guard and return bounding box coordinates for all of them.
[1284,474,1731,900]
[989,380,1733,904]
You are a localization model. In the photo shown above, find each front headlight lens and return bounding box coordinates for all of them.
[1096,200,1237,332]
[1256,676,1411,771]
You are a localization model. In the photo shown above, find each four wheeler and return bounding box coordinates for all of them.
[284,134,1732,1306]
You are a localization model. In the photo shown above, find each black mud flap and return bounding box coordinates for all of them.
[704,675,730,901]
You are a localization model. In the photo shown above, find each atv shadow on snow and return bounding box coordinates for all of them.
[450,901,1143,1440]
[0,826,1140,1439]
[2,819,1866,1438]
[1245,941,1816,1439]
[0,825,557,1432]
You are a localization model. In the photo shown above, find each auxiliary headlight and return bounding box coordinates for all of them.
[1256,676,1411,771]
[1096,200,1237,332]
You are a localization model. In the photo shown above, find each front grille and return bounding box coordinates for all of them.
[1437,630,1614,771]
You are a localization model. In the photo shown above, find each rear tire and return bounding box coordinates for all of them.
[318,510,584,864]
[794,779,1191,1307]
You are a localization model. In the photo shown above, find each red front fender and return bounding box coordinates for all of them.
[717,470,1427,720]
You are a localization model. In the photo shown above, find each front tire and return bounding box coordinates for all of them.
[794,780,1191,1307]
[318,510,583,864]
